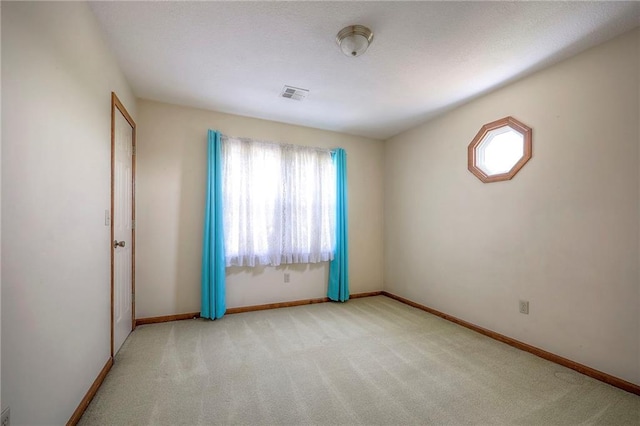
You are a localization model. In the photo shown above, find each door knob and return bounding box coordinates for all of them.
[113,240,126,248]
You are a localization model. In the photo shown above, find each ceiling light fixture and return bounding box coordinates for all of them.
[336,25,374,57]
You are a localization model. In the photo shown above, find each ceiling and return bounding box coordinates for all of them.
[90,1,640,140]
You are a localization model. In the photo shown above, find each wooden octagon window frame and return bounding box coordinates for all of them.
[467,116,532,183]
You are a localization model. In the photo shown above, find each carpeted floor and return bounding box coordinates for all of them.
[79,296,640,425]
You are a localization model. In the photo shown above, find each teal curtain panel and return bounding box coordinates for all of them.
[201,130,226,319]
[328,148,349,302]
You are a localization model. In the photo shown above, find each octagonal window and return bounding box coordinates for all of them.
[468,116,532,183]
[476,127,524,175]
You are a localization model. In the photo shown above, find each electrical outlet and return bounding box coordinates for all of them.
[519,300,529,315]
[284,273,290,283]
[1,407,10,426]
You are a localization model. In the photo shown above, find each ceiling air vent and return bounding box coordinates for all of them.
[281,85,309,101]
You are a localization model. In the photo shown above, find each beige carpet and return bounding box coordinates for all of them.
[79,296,640,425]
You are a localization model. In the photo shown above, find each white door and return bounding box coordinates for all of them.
[112,94,135,355]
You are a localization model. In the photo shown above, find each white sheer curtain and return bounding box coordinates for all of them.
[221,135,336,267]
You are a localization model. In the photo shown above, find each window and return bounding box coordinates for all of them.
[468,116,532,183]
[221,135,336,267]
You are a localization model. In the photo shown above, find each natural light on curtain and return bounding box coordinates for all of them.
[221,135,336,266]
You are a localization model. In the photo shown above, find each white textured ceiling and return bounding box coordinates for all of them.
[90,1,640,140]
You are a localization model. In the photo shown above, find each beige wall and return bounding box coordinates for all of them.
[384,28,640,385]
[1,2,136,424]
[135,100,384,318]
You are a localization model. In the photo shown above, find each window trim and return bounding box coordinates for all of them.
[467,116,532,183]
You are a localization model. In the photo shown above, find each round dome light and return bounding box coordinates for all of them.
[336,25,374,57]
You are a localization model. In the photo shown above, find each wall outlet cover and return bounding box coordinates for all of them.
[519,300,529,315]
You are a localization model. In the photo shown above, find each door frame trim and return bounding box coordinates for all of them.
[111,92,137,357]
